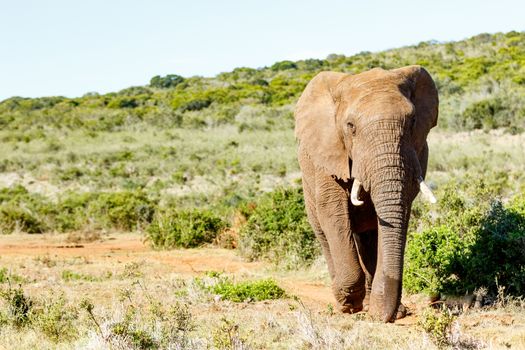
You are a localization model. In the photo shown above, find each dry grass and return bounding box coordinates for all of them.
[1,233,524,349]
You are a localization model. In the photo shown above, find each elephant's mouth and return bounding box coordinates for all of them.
[350,177,436,207]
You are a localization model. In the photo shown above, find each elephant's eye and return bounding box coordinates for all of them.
[347,122,356,136]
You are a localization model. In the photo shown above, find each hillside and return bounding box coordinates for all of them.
[1,31,524,134]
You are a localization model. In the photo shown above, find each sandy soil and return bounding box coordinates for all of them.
[0,233,333,309]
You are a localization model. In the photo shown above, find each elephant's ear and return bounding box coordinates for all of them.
[394,66,439,152]
[294,71,350,180]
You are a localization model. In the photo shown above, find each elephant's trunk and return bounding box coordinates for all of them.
[367,145,416,322]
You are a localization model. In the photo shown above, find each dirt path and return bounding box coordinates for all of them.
[0,233,333,309]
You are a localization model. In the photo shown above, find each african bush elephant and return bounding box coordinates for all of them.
[295,66,438,322]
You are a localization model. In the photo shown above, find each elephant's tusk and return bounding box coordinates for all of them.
[418,177,437,204]
[350,179,364,206]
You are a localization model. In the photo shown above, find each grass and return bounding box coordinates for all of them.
[1,233,524,349]
[1,128,523,232]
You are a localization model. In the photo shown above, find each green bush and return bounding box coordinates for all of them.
[0,186,156,234]
[147,208,226,248]
[53,192,97,232]
[418,307,455,347]
[0,267,24,283]
[0,284,33,328]
[270,60,298,71]
[238,187,319,268]
[211,278,286,302]
[0,185,53,234]
[461,98,507,130]
[0,204,46,234]
[86,191,156,231]
[149,74,184,89]
[0,284,78,341]
[405,181,525,296]
[33,294,78,342]
[179,98,212,112]
[55,190,155,232]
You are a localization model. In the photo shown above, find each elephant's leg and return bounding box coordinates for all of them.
[315,171,365,313]
[303,180,335,280]
[353,229,377,311]
[299,147,335,279]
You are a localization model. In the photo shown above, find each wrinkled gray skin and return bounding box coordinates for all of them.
[295,66,438,322]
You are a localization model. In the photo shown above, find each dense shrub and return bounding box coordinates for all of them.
[179,98,212,112]
[0,284,33,327]
[405,180,525,296]
[270,60,298,71]
[54,190,156,232]
[0,285,78,341]
[149,74,184,89]
[238,187,318,268]
[147,208,227,248]
[461,98,506,130]
[86,191,156,231]
[0,186,156,234]
[0,185,53,234]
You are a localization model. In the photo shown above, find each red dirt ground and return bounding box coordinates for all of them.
[0,233,420,323]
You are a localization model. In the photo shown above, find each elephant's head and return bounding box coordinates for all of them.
[295,66,438,322]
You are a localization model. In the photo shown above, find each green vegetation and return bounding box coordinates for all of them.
[0,285,33,328]
[0,284,79,342]
[193,272,287,302]
[238,187,318,268]
[418,307,456,347]
[210,278,286,302]
[147,208,226,248]
[0,187,156,234]
[61,270,102,282]
[0,268,24,284]
[405,181,525,297]
[2,32,525,136]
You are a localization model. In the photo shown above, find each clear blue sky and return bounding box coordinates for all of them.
[1,0,523,100]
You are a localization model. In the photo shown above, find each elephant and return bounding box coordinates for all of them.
[294,66,438,322]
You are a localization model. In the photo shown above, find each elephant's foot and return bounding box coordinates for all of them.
[368,293,405,322]
[340,303,363,314]
[334,288,366,314]
[395,303,407,319]
[367,293,384,320]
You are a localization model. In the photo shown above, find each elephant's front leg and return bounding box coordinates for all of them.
[315,172,365,313]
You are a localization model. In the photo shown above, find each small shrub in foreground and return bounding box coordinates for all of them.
[81,292,195,349]
[211,278,286,302]
[147,208,226,248]
[418,306,455,347]
[33,294,78,342]
[0,284,33,328]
